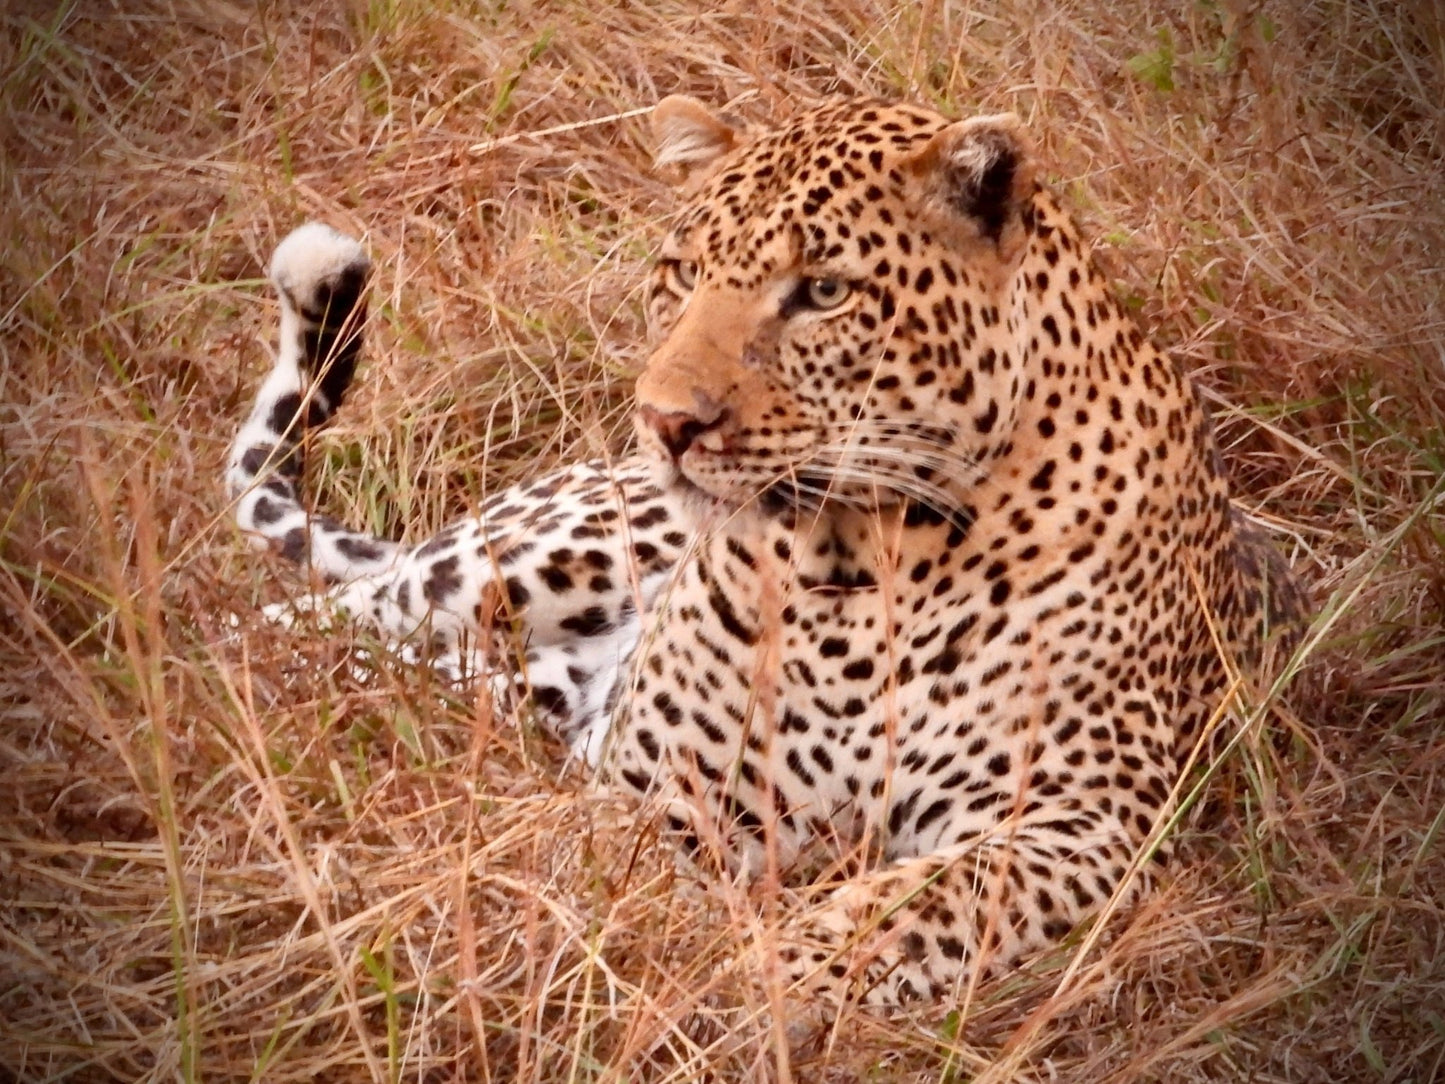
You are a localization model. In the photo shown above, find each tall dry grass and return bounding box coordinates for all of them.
[2,0,1443,1080]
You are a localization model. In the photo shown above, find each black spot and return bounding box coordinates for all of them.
[708,586,757,645]
[725,794,766,836]
[974,400,998,434]
[539,564,574,592]
[1042,918,1073,941]
[239,445,274,476]
[901,932,927,961]
[336,536,387,563]
[423,555,462,604]
[503,576,530,608]
[785,748,815,786]
[981,614,1008,644]
[1041,314,1061,347]
[416,531,454,558]
[887,791,919,836]
[300,317,362,412]
[937,934,966,960]
[279,527,306,562]
[652,691,684,726]
[251,496,284,527]
[914,798,952,833]
[267,392,307,435]
[781,708,811,735]
[530,685,570,716]
[559,605,611,637]
[632,505,670,530]
[904,502,947,529]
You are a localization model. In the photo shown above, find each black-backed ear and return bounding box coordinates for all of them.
[907,114,1035,258]
[652,95,738,183]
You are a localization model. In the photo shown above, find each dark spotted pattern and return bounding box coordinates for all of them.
[226,98,1305,1017]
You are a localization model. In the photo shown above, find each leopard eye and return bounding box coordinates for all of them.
[670,259,700,290]
[804,277,850,310]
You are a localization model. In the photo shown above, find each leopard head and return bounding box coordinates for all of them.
[634,95,1042,527]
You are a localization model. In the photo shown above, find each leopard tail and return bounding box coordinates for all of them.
[225,223,400,581]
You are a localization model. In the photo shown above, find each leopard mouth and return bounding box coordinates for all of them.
[660,443,968,533]
[758,476,826,518]
[760,469,977,536]
[650,454,831,527]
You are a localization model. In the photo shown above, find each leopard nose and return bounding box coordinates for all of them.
[638,400,729,460]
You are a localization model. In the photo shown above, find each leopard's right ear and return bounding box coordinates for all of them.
[652,95,737,183]
[905,113,1036,267]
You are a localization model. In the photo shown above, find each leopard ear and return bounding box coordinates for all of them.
[653,95,738,181]
[908,114,1035,255]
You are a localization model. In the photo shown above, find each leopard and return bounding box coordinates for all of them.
[226,94,1305,1011]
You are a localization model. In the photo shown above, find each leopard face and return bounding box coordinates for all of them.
[635,99,1043,529]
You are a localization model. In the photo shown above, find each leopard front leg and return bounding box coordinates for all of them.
[778,822,1154,1009]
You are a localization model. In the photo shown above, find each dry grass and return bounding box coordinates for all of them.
[3,0,1444,1080]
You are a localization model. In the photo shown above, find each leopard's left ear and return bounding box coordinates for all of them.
[907,114,1036,259]
[653,95,738,183]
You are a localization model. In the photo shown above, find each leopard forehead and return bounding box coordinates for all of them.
[665,100,950,263]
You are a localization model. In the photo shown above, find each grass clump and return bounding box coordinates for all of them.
[2,0,1443,1080]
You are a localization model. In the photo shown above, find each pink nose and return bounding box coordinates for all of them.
[638,401,729,461]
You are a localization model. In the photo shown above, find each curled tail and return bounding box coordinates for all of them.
[227,224,692,756]
[227,223,400,580]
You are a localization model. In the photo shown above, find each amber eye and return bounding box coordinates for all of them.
[670,259,699,290]
[804,277,850,310]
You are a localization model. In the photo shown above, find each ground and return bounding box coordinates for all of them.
[1,1,1443,1081]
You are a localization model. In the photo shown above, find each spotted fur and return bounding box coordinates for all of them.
[227,97,1304,1010]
